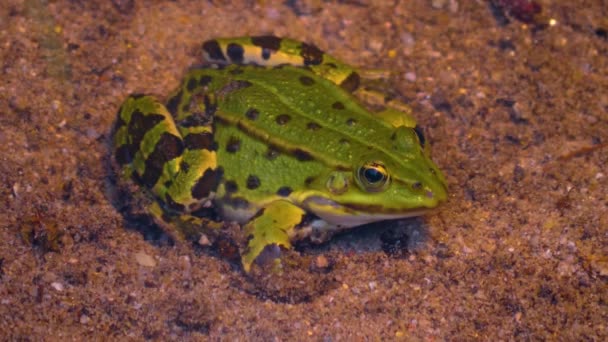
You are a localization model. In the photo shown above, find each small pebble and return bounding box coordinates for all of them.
[198,234,211,246]
[315,255,329,269]
[80,314,90,324]
[400,32,415,48]
[405,72,417,82]
[431,0,446,9]
[134,252,156,267]
[50,282,64,292]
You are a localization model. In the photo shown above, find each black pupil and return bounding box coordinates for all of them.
[364,167,384,183]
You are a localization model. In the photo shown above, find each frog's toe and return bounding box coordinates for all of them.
[240,201,306,273]
[241,239,291,273]
[242,243,284,273]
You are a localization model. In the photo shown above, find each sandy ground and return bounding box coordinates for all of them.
[1,0,607,340]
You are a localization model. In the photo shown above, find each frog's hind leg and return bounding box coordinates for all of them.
[114,94,184,194]
[202,36,362,91]
[113,94,222,241]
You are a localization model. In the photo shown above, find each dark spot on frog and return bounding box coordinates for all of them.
[413,126,426,146]
[114,144,134,165]
[166,90,183,116]
[226,136,241,153]
[224,180,238,194]
[300,42,324,65]
[191,167,223,199]
[141,133,184,188]
[339,72,360,93]
[246,175,261,190]
[181,102,189,114]
[412,182,422,190]
[325,62,337,69]
[229,68,244,75]
[226,43,244,63]
[265,147,280,160]
[186,77,198,92]
[251,35,282,51]
[346,118,356,126]
[165,193,185,212]
[251,36,282,60]
[202,40,226,61]
[199,75,213,86]
[179,161,190,173]
[276,114,291,125]
[245,108,259,120]
[332,101,345,110]
[178,112,212,128]
[203,94,218,117]
[306,122,321,131]
[218,80,252,97]
[126,111,165,157]
[277,186,293,197]
[249,208,266,223]
[304,176,316,186]
[184,132,217,151]
[339,138,349,145]
[293,148,313,161]
[299,75,315,86]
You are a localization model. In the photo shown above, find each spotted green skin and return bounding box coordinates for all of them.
[114,36,448,272]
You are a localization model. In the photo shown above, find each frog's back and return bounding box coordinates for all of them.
[207,65,414,168]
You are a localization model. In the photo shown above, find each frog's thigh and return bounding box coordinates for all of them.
[241,200,306,272]
[114,94,184,189]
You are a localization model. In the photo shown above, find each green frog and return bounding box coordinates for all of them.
[113,36,447,272]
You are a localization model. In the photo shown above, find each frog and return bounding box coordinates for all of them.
[113,36,448,273]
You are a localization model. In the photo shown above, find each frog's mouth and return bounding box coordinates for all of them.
[303,196,431,228]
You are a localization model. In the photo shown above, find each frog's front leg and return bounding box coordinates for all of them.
[241,200,308,273]
[114,94,222,241]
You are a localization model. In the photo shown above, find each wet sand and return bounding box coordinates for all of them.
[1,1,606,339]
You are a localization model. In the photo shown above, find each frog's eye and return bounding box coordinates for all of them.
[413,125,426,147]
[356,161,390,192]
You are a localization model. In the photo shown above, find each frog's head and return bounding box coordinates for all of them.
[301,126,447,227]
